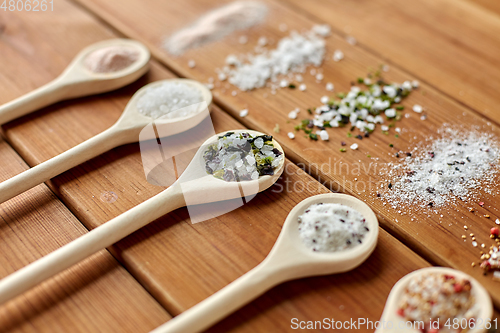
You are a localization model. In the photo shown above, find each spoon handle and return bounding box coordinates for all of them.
[0,77,69,125]
[0,184,184,305]
[0,126,129,204]
[150,260,283,333]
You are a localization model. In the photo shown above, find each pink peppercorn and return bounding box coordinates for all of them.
[479,202,485,207]
[491,227,499,237]
[454,283,463,293]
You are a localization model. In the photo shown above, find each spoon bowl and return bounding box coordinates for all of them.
[0,78,212,204]
[377,267,493,333]
[0,39,150,125]
[0,130,285,306]
[149,193,379,333]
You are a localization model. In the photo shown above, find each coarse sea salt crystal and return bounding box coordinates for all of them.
[188,60,196,68]
[299,84,307,91]
[320,96,329,104]
[288,132,295,139]
[218,73,227,81]
[239,109,248,117]
[350,143,358,150]
[326,82,334,91]
[316,73,324,81]
[496,219,500,225]
[319,130,329,141]
[298,203,368,252]
[413,104,423,113]
[381,125,389,131]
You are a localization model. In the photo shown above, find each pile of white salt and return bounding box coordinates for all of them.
[298,203,369,252]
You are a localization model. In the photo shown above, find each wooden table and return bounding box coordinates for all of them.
[0,0,499,331]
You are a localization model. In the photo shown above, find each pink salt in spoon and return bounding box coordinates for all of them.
[377,267,493,333]
[0,39,150,125]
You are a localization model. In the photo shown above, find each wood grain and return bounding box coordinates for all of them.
[69,0,500,308]
[0,137,170,332]
[277,0,500,124]
[0,1,445,331]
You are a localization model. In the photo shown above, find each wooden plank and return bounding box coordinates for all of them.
[0,2,443,331]
[0,138,171,332]
[466,0,500,17]
[69,0,500,308]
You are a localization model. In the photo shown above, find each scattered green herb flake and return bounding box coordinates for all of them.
[389,143,394,147]
[395,134,400,138]
[396,106,405,110]
[340,148,347,152]
[367,154,371,158]
[357,77,364,83]
[307,108,312,114]
[309,133,318,141]
[383,131,389,135]
[347,132,352,138]
[289,83,296,89]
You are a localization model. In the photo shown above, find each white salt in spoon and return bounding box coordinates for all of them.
[0,129,285,305]
[0,78,212,204]
[376,267,493,333]
[150,193,379,333]
[0,39,150,125]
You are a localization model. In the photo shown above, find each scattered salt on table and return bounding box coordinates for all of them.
[223,25,328,91]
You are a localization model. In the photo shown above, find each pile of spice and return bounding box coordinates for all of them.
[84,46,140,73]
[380,127,500,208]
[164,1,268,56]
[398,272,477,332]
[203,132,283,181]
[136,81,205,119]
[293,76,418,141]
[219,26,328,91]
[297,203,369,252]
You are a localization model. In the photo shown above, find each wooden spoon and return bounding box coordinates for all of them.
[0,78,212,204]
[149,193,379,333]
[0,129,285,305]
[0,39,151,125]
[376,267,493,333]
